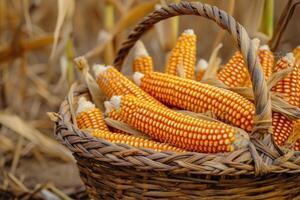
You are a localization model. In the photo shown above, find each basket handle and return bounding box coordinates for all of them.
[113,2,272,135]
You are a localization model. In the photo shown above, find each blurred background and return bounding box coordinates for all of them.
[0,0,299,199]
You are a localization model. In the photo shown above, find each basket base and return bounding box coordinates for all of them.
[75,156,300,200]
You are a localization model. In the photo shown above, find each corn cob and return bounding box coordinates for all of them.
[272,113,294,146]
[76,97,109,131]
[93,65,161,105]
[133,71,255,131]
[294,120,300,151]
[91,130,183,152]
[218,45,274,87]
[293,46,300,65]
[132,41,154,74]
[292,46,300,150]
[217,51,248,87]
[295,141,300,151]
[271,53,300,146]
[195,59,208,81]
[165,29,196,79]
[259,45,274,81]
[244,45,274,87]
[105,95,249,153]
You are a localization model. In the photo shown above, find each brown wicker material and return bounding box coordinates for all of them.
[54,2,300,199]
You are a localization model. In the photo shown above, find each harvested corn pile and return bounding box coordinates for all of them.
[165,29,196,79]
[72,29,300,154]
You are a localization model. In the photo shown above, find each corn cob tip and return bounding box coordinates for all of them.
[76,97,95,115]
[232,130,250,150]
[111,95,121,107]
[133,72,145,86]
[104,101,113,114]
[134,40,149,57]
[259,45,270,50]
[252,38,261,49]
[93,64,112,77]
[155,4,162,9]
[183,29,194,35]
[105,96,121,114]
[282,53,295,65]
[196,59,208,72]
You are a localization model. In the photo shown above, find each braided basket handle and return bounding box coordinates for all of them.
[113,2,272,134]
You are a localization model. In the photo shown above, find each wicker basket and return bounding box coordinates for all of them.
[54,2,300,199]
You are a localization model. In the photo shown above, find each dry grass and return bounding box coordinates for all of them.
[0,0,299,199]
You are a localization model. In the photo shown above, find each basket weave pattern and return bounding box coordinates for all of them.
[55,2,300,199]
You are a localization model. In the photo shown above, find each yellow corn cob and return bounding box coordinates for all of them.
[105,95,249,153]
[165,29,196,79]
[76,97,109,131]
[293,46,300,65]
[271,53,300,146]
[132,41,154,73]
[244,45,274,87]
[259,45,274,81]
[93,65,161,105]
[195,59,208,81]
[287,47,300,150]
[294,120,300,151]
[217,51,248,87]
[218,45,274,87]
[272,113,295,146]
[91,130,183,152]
[295,141,300,151]
[133,71,255,132]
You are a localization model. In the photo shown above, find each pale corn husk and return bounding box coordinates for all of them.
[67,83,78,127]
[104,118,150,139]
[74,56,105,111]
[201,43,222,81]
